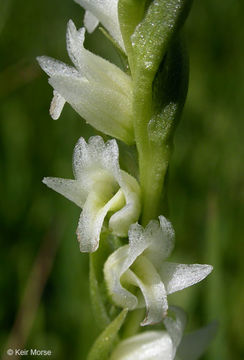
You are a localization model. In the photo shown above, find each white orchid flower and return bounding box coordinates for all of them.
[43,136,141,252]
[74,0,125,52]
[37,20,133,144]
[110,307,216,360]
[104,216,213,326]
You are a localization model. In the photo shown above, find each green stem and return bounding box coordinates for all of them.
[133,74,170,225]
[139,148,169,226]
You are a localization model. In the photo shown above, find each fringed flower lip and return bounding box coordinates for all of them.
[110,306,217,360]
[74,0,125,52]
[37,20,133,144]
[104,216,213,326]
[43,136,141,252]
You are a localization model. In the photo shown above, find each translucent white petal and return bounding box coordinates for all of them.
[74,0,125,51]
[144,216,175,268]
[110,331,174,360]
[164,307,187,359]
[160,262,213,295]
[42,177,86,207]
[49,91,66,120]
[77,188,125,252]
[49,74,134,144]
[84,10,99,33]
[126,256,168,326]
[72,136,120,182]
[177,321,217,360]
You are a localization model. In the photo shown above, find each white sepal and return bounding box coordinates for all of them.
[160,262,213,295]
[74,0,125,51]
[177,321,217,360]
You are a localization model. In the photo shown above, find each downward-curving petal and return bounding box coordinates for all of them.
[49,91,66,120]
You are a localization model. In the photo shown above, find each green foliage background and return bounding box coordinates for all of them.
[0,0,243,359]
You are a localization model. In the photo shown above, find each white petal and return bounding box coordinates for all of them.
[164,306,187,359]
[72,136,120,183]
[104,245,139,309]
[109,171,141,237]
[77,188,125,252]
[42,177,86,207]
[84,10,99,33]
[143,216,175,269]
[49,74,134,144]
[177,321,217,360]
[74,0,125,51]
[110,331,174,360]
[160,262,213,295]
[50,91,66,120]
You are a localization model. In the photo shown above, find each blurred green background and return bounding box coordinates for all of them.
[0,0,243,359]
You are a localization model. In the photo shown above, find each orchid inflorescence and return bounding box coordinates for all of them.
[38,1,215,359]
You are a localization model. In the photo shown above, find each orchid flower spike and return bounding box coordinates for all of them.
[104,216,213,326]
[43,136,141,252]
[37,20,133,144]
[74,0,125,52]
[110,307,217,360]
